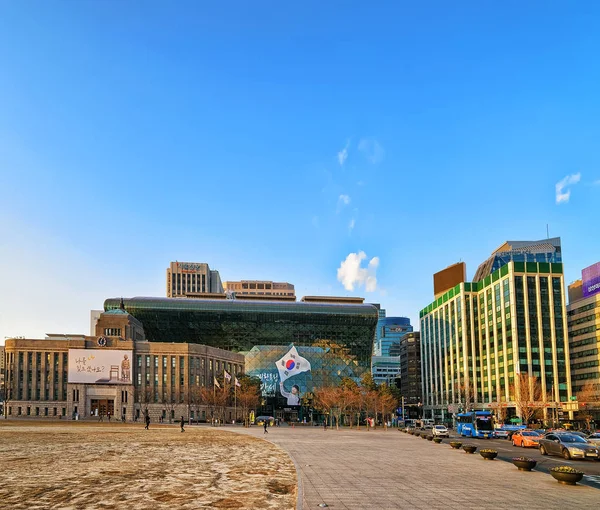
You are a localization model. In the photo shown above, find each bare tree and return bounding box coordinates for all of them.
[237,378,260,427]
[577,382,600,429]
[378,384,398,430]
[190,385,204,424]
[135,386,153,419]
[510,373,545,426]
[489,402,508,426]
[314,387,338,428]
[161,386,178,423]
[454,381,474,414]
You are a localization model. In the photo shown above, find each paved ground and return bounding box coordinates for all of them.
[231,426,600,510]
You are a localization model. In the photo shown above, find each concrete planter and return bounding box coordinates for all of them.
[550,468,584,485]
[450,442,462,449]
[462,445,477,454]
[512,458,537,471]
[479,450,498,460]
[433,437,442,444]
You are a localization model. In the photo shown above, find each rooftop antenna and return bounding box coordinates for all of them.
[546,224,549,239]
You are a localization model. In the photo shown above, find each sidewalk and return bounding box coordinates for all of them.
[231,426,600,510]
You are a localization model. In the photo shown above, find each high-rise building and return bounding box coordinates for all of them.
[374,315,413,357]
[166,262,224,297]
[398,332,422,413]
[567,262,600,409]
[420,238,571,424]
[371,355,401,386]
[223,280,295,300]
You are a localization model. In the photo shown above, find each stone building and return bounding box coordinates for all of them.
[3,303,243,422]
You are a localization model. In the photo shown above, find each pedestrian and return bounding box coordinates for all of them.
[323,420,327,431]
[263,420,269,434]
[107,411,111,422]
[145,413,150,430]
[181,415,185,433]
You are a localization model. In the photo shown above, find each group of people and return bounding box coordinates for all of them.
[143,413,186,433]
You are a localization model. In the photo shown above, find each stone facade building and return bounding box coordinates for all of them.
[3,304,243,422]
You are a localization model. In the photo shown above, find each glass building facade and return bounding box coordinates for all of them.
[419,259,572,423]
[375,316,413,357]
[104,297,379,419]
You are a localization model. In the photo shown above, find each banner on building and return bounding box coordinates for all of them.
[582,261,600,298]
[68,349,133,384]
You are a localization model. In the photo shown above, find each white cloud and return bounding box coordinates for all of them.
[593,179,600,186]
[337,140,350,166]
[337,251,379,292]
[348,218,355,231]
[358,138,384,164]
[555,173,581,204]
[337,194,351,213]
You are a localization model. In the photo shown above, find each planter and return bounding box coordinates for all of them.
[479,450,498,460]
[427,435,434,441]
[450,442,462,449]
[413,431,420,437]
[433,437,442,444]
[421,434,428,439]
[512,458,537,471]
[463,445,477,454]
[550,467,584,485]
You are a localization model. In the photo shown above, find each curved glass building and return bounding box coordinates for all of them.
[104,297,379,418]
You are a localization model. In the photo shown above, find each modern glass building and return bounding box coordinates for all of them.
[104,296,379,420]
[374,314,413,357]
[419,238,572,423]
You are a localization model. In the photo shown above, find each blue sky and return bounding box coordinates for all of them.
[1,1,599,343]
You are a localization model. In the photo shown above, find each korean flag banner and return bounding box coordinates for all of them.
[276,345,311,384]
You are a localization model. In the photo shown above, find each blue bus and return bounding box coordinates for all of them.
[456,411,495,438]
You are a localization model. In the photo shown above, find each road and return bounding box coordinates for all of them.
[442,431,600,489]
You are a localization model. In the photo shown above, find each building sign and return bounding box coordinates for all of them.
[176,262,205,272]
[582,261,600,298]
[68,349,133,384]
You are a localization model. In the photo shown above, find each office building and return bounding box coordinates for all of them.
[374,315,413,357]
[166,262,224,297]
[105,295,378,422]
[371,355,401,386]
[420,238,571,423]
[3,305,243,422]
[223,280,295,300]
[398,332,422,413]
[567,262,600,411]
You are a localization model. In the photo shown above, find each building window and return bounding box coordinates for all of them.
[104,328,122,337]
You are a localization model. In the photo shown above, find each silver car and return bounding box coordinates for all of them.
[432,425,449,438]
[586,433,600,447]
[539,432,599,460]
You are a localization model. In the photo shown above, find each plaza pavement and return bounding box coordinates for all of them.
[229,425,600,510]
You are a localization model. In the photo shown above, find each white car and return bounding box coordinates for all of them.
[432,425,449,438]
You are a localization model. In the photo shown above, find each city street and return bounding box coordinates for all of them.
[444,431,600,487]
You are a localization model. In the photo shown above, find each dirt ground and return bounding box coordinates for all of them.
[0,421,297,510]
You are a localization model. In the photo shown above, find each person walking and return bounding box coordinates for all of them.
[180,415,185,433]
[145,413,150,430]
[107,411,111,422]
[263,420,269,434]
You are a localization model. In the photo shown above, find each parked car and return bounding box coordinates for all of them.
[255,416,275,426]
[569,431,590,439]
[432,425,449,438]
[512,430,541,448]
[494,428,510,439]
[586,433,600,447]
[538,432,600,460]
